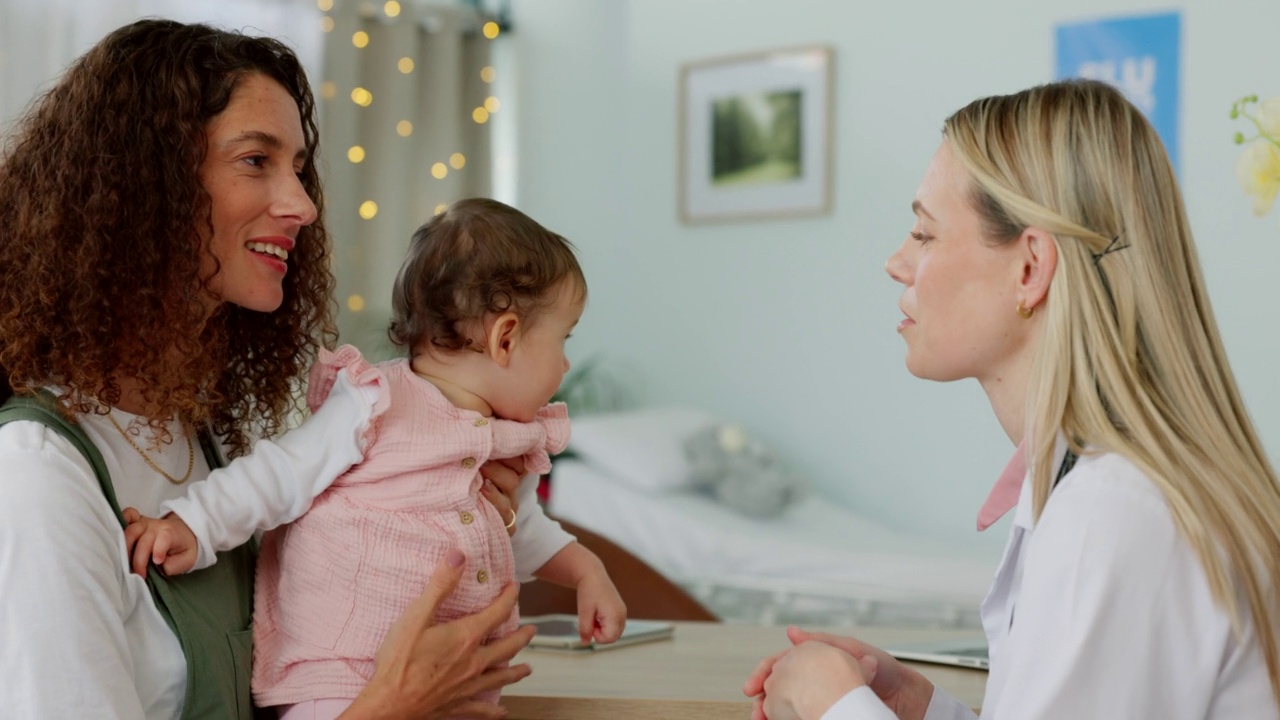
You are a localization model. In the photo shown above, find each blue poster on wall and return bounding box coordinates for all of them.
[1055,12,1182,175]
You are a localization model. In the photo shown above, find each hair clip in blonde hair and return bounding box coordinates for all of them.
[1091,236,1129,267]
[1091,235,1128,316]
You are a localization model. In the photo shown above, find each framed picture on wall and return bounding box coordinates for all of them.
[679,46,834,224]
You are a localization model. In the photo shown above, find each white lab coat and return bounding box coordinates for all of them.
[821,446,1278,720]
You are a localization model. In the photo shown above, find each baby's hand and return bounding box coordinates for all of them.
[575,570,627,644]
[122,507,198,578]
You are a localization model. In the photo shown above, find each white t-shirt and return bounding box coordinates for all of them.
[0,378,371,719]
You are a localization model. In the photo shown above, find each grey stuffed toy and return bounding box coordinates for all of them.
[683,423,806,518]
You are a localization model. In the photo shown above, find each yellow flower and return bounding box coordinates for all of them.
[1235,139,1280,217]
[1233,95,1280,222]
[1257,97,1280,137]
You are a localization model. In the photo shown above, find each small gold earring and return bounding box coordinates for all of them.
[1016,300,1034,319]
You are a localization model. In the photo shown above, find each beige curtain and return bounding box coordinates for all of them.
[0,0,324,137]
[319,0,496,358]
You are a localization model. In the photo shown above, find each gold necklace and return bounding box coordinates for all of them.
[106,412,194,485]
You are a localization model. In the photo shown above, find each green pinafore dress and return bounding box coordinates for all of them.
[0,394,260,719]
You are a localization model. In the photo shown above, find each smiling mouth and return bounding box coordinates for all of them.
[246,241,289,262]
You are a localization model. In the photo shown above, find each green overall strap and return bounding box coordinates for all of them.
[0,394,258,719]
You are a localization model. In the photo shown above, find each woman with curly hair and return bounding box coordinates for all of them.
[0,19,532,719]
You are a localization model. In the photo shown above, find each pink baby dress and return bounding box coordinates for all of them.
[251,345,570,707]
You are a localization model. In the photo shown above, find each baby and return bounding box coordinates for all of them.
[125,198,625,719]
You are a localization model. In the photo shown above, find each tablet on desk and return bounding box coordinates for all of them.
[522,614,674,651]
[887,637,990,670]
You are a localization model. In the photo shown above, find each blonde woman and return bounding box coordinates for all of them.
[745,80,1280,719]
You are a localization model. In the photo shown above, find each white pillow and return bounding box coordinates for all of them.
[566,407,720,492]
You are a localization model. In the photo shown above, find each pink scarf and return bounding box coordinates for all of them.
[977,440,1026,531]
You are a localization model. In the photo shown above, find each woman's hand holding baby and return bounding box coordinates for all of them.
[479,457,524,537]
[122,507,199,577]
[344,548,535,720]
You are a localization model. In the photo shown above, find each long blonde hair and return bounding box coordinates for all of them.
[945,79,1280,703]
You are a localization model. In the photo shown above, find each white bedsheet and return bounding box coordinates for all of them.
[549,458,999,627]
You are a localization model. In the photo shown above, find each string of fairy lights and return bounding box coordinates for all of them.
[314,0,503,316]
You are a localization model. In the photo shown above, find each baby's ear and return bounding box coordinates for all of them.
[487,312,520,367]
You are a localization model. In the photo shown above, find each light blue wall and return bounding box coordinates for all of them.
[508,0,1280,551]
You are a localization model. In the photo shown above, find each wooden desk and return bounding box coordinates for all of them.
[504,621,986,719]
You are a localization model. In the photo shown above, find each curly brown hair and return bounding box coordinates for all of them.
[389,198,586,354]
[0,19,336,456]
